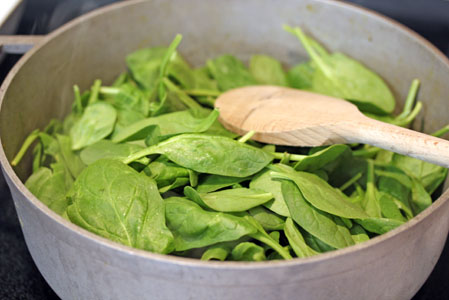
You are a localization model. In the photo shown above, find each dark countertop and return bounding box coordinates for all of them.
[0,0,448,299]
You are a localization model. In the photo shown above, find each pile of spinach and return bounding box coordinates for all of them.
[12,27,448,261]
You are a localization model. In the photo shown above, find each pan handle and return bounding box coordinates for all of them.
[0,35,45,54]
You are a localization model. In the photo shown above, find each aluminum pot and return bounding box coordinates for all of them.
[1,0,449,299]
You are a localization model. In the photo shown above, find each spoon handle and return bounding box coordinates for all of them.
[339,117,449,168]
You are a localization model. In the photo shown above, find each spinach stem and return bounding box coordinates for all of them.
[398,101,423,126]
[73,85,82,113]
[163,78,203,111]
[238,130,256,143]
[272,152,306,161]
[431,124,449,137]
[284,25,332,78]
[250,232,292,260]
[362,159,381,217]
[279,152,291,164]
[339,172,363,192]
[158,34,183,100]
[184,89,221,97]
[88,79,102,105]
[398,79,420,119]
[11,129,40,166]
[394,101,422,127]
[99,86,120,95]
[308,37,329,57]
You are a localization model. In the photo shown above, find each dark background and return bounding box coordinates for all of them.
[0,0,448,299]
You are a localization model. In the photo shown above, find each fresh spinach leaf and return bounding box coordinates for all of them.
[124,134,273,177]
[287,62,315,89]
[80,140,144,165]
[201,243,232,261]
[184,186,273,212]
[285,25,395,114]
[70,102,117,150]
[111,109,218,143]
[272,170,369,219]
[355,217,404,234]
[56,135,86,178]
[248,206,285,231]
[25,164,73,215]
[197,174,250,193]
[410,178,432,215]
[284,218,318,258]
[280,180,354,249]
[67,159,174,254]
[349,224,370,244]
[293,144,350,171]
[231,242,266,261]
[164,197,256,251]
[207,55,257,91]
[249,54,287,86]
[250,168,290,217]
[361,159,382,218]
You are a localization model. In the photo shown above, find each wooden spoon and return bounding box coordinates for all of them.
[215,85,449,168]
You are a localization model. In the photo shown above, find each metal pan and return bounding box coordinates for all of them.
[1,0,449,299]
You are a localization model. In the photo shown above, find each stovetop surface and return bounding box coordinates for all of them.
[0,1,448,299]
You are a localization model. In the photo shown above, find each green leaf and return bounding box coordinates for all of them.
[312,53,396,114]
[249,54,287,86]
[231,242,266,261]
[362,160,382,218]
[293,144,350,171]
[126,45,193,91]
[410,178,432,215]
[284,218,318,258]
[70,102,117,150]
[355,217,404,234]
[184,186,273,212]
[25,164,73,215]
[165,197,256,251]
[207,55,257,91]
[250,168,290,217]
[392,154,447,195]
[203,118,238,138]
[287,62,315,90]
[145,156,189,180]
[248,206,285,231]
[302,231,336,253]
[197,174,250,193]
[55,135,86,178]
[158,177,190,193]
[280,180,354,249]
[125,134,273,177]
[272,170,369,219]
[102,83,150,117]
[111,109,218,143]
[376,167,413,218]
[80,140,144,165]
[349,224,370,244]
[378,192,406,222]
[67,159,174,254]
[285,26,395,114]
[201,243,232,261]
